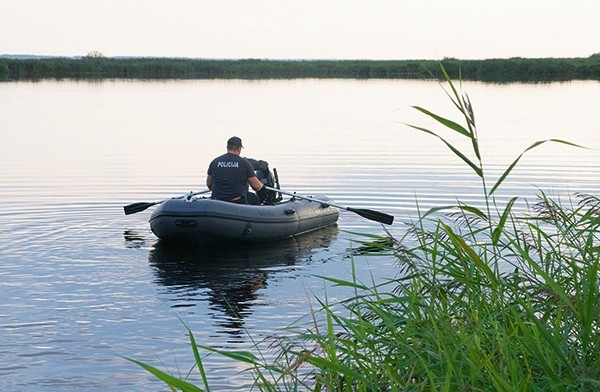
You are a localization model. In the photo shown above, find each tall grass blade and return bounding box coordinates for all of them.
[412,106,471,137]
[489,139,587,196]
[463,93,481,160]
[492,197,518,245]
[406,124,483,177]
[196,346,282,374]
[185,325,211,392]
[124,357,204,392]
[511,240,578,314]
[422,204,489,220]
[315,276,370,290]
[439,63,464,115]
[442,223,498,285]
[197,347,259,365]
[526,309,575,375]
[304,356,368,384]
[582,259,599,345]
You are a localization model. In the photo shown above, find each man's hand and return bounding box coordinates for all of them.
[257,186,268,204]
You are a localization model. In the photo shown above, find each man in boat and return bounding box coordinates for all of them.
[206,136,270,204]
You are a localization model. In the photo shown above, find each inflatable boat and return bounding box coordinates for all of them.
[125,162,390,242]
[149,194,339,242]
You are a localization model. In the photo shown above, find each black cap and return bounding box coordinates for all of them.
[227,136,243,148]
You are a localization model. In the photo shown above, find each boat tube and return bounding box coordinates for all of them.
[149,195,339,242]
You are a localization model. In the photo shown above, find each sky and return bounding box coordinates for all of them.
[1,0,598,60]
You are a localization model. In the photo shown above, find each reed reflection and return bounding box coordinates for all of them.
[147,226,338,335]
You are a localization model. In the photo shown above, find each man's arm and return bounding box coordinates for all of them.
[249,176,273,204]
[248,176,263,192]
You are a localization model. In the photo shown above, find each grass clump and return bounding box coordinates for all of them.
[128,66,599,391]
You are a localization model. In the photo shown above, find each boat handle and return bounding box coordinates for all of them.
[175,219,198,227]
[284,209,296,215]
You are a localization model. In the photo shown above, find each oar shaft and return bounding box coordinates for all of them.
[264,186,394,225]
[265,186,344,209]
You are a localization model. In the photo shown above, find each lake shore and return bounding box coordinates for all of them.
[2,55,599,82]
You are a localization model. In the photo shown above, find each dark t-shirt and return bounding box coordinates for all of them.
[207,153,255,201]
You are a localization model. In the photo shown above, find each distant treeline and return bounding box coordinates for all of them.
[1,54,600,82]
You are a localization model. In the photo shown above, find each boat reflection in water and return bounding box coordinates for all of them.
[147,226,339,336]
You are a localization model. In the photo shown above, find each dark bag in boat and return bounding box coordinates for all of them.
[246,158,274,185]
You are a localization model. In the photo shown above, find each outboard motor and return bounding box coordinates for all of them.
[246,158,283,204]
[256,167,275,187]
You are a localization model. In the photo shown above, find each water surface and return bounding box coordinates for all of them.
[0,79,598,390]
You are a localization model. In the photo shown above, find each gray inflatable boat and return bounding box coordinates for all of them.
[149,195,339,242]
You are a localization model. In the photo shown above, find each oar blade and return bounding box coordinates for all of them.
[123,202,155,215]
[347,207,394,225]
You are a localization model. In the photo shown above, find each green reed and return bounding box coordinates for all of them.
[127,65,599,391]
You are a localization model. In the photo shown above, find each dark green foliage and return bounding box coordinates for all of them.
[1,56,599,81]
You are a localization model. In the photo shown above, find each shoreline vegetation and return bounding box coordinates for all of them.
[129,66,600,390]
[1,54,600,82]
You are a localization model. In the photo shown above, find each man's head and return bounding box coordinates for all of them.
[227,136,243,151]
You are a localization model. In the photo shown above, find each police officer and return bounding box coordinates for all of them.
[206,136,269,204]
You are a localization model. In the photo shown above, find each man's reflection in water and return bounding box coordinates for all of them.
[146,226,338,337]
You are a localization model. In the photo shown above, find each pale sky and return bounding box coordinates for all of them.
[1,0,598,60]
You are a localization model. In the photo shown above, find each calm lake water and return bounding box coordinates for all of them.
[1,78,598,390]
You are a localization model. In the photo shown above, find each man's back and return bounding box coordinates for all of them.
[207,152,255,201]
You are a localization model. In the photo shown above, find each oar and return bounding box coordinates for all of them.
[265,186,394,225]
[123,190,211,215]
